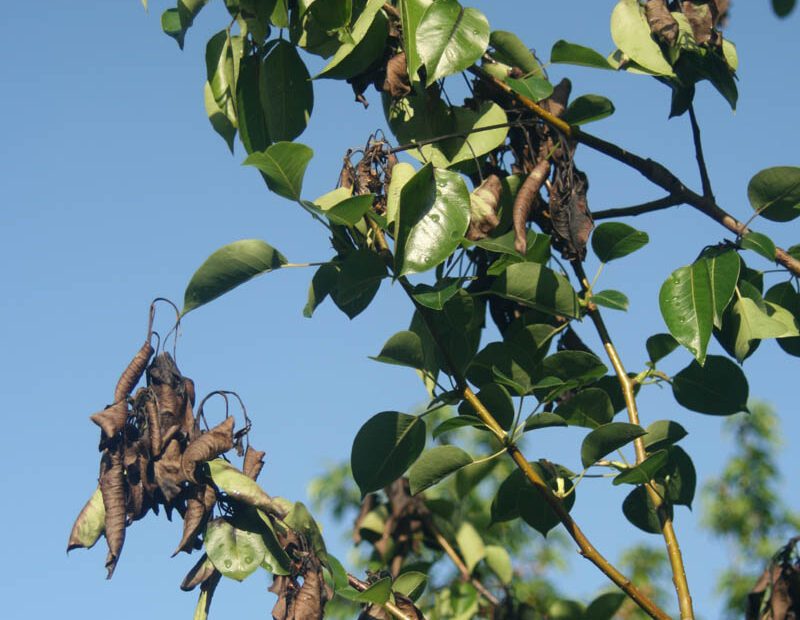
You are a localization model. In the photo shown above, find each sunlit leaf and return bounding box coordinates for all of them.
[591,222,649,262]
[551,40,615,70]
[262,41,313,142]
[610,0,674,76]
[243,142,313,200]
[563,94,615,126]
[204,518,265,581]
[491,263,579,318]
[747,166,800,222]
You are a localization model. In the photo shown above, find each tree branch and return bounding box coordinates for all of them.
[593,195,684,221]
[688,103,714,201]
[347,573,414,620]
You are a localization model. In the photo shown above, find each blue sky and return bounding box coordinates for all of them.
[1,1,798,618]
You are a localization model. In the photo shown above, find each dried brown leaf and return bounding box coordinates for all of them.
[467,174,502,241]
[181,377,197,437]
[645,0,679,46]
[100,448,126,578]
[514,160,550,254]
[181,553,219,591]
[550,168,593,260]
[143,392,162,457]
[181,416,235,483]
[90,400,129,439]
[682,1,715,45]
[173,484,216,555]
[114,341,154,403]
[243,445,266,481]
[154,438,186,503]
[543,78,572,118]
[383,52,412,98]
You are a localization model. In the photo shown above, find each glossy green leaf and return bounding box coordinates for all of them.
[610,0,674,76]
[550,40,615,70]
[748,166,800,222]
[613,450,670,485]
[353,577,392,604]
[622,485,670,534]
[331,249,387,319]
[386,162,416,225]
[523,411,567,432]
[591,222,649,262]
[507,76,553,102]
[659,262,713,364]
[206,30,235,111]
[207,460,280,513]
[458,383,515,430]
[672,355,749,415]
[412,278,461,310]
[262,41,313,142]
[591,289,629,311]
[317,0,388,79]
[585,592,626,620]
[351,412,426,495]
[400,0,434,82]
[372,331,425,370]
[321,194,374,226]
[475,228,549,258]
[244,142,313,200]
[204,518,266,581]
[518,466,575,537]
[443,103,511,168]
[303,262,338,318]
[765,282,800,356]
[646,333,679,364]
[661,446,696,507]
[562,94,615,126]
[416,0,489,86]
[489,31,544,77]
[740,231,777,261]
[204,82,236,153]
[67,487,105,551]
[183,239,287,314]
[408,445,473,495]
[395,165,471,276]
[236,55,271,154]
[254,510,292,575]
[491,262,579,318]
[644,420,688,452]
[161,0,210,48]
[553,388,614,429]
[393,571,427,600]
[581,422,646,468]
[541,351,608,385]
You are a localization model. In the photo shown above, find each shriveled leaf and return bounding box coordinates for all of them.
[351,412,426,495]
[672,355,749,415]
[591,222,649,262]
[183,239,287,314]
[551,40,615,70]
[581,422,646,468]
[416,0,489,86]
[243,142,313,201]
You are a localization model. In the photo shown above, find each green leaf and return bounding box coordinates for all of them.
[507,76,554,102]
[236,54,271,154]
[591,222,649,262]
[490,262,579,318]
[319,194,374,226]
[243,142,313,201]
[541,351,608,386]
[562,94,615,126]
[622,485,670,534]
[661,446,696,507]
[393,571,427,600]
[610,0,674,76]
[728,294,798,361]
[67,487,105,551]
[411,278,461,310]
[206,30,235,113]
[581,423,646,468]
[284,502,328,563]
[740,231,777,261]
[644,420,688,452]
[591,290,629,311]
[204,517,266,581]
[456,522,485,573]
[400,0,434,82]
[517,465,575,536]
[408,446,473,495]
[550,40,615,70]
[672,355,749,415]
[386,162,416,225]
[659,262,713,364]
[475,228,550,258]
[331,249,387,319]
[207,460,280,513]
[204,82,236,153]
[303,262,338,318]
[585,592,626,620]
[372,331,425,370]
[483,546,513,585]
[747,166,800,222]
[353,577,392,604]
[351,412,426,495]
[309,0,352,30]
[416,0,489,86]
[773,0,797,17]
[432,416,485,438]
[161,0,210,48]
[646,333,679,364]
[523,411,567,432]
[613,450,670,485]
[489,31,545,77]
[704,247,741,328]
[395,164,471,276]
[553,388,614,429]
[317,0,388,79]
[765,282,800,356]
[183,239,287,314]
[262,41,313,142]
[254,510,292,575]
[458,383,515,430]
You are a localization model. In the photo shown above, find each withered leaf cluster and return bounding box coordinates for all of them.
[338,136,398,219]
[747,537,800,620]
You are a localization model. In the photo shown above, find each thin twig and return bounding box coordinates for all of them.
[572,261,695,620]
[593,195,683,221]
[688,103,714,201]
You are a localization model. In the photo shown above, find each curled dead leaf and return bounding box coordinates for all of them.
[181,553,219,591]
[243,445,266,481]
[383,52,412,99]
[114,341,154,403]
[174,484,217,555]
[467,174,502,241]
[181,416,235,484]
[100,448,126,578]
[154,437,186,503]
[682,1,717,45]
[543,78,572,119]
[514,160,551,254]
[645,0,679,46]
[90,400,129,439]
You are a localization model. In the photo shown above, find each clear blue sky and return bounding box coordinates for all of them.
[1,1,798,618]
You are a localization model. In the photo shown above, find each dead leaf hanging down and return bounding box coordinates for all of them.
[180,378,197,437]
[181,553,218,592]
[154,437,186,504]
[645,0,679,46]
[467,174,502,241]
[383,52,412,98]
[747,537,800,620]
[100,448,127,578]
[243,445,266,481]
[549,165,593,261]
[543,78,572,119]
[142,391,162,457]
[114,340,154,403]
[90,400,129,440]
[181,416,235,483]
[514,159,551,254]
[395,594,427,620]
[682,1,717,45]
[173,484,217,555]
